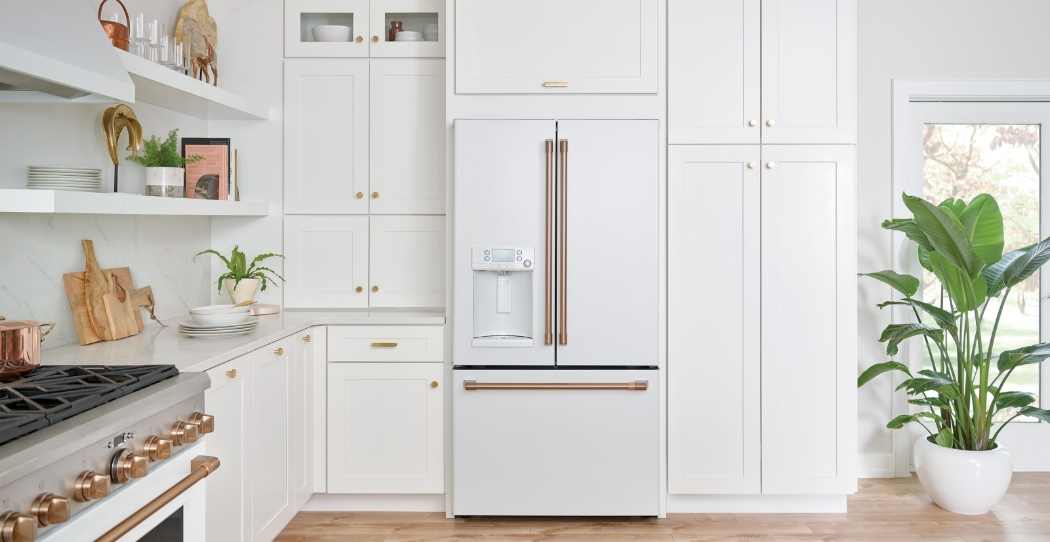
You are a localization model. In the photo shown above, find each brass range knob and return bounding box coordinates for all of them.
[188,412,215,435]
[109,449,148,484]
[171,421,199,446]
[0,511,36,542]
[74,471,109,502]
[144,435,172,461]
[30,494,69,527]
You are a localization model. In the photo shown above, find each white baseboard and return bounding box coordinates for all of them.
[302,493,446,512]
[666,494,846,513]
[857,453,895,478]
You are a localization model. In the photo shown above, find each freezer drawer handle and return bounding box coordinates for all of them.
[462,380,647,391]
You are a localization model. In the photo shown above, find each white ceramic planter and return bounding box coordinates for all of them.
[224,277,260,305]
[145,167,185,197]
[913,436,1012,514]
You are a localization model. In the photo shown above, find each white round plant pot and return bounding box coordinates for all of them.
[913,436,1012,514]
[224,278,260,305]
[145,167,185,198]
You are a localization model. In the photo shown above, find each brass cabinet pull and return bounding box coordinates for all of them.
[372,191,379,198]
[558,139,569,345]
[96,456,220,542]
[355,191,363,199]
[543,82,569,87]
[356,286,363,293]
[372,35,379,42]
[371,342,398,348]
[430,381,438,388]
[372,285,379,292]
[274,348,284,356]
[225,369,237,379]
[302,335,311,342]
[544,139,554,346]
[464,380,648,391]
[356,36,363,43]
[766,119,775,126]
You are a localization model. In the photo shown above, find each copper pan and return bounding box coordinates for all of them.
[0,317,55,379]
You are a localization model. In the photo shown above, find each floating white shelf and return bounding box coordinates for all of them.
[0,189,269,216]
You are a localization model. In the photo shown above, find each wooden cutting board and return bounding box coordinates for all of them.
[63,240,155,346]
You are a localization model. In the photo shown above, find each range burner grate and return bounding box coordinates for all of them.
[0,365,178,445]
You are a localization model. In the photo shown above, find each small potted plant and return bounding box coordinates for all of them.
[194,246,285,304]
[126,129,203,197]
[859,193,1050,514]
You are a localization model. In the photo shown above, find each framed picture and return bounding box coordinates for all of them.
[182,137,231,200]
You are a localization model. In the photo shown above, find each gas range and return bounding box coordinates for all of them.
[0,365,212,541]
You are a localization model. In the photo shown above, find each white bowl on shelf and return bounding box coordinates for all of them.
[189,304,251,316]
[394,31,423,42]
[189,311,251,327]
[311,25,351,42]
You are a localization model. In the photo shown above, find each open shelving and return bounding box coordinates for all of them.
[0,189,269,216]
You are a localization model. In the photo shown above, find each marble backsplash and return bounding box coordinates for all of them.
[0,214,212,350]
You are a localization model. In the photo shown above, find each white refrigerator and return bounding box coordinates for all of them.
[452,119,660,516]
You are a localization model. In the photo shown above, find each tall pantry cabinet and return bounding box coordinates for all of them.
[668,0,856,497]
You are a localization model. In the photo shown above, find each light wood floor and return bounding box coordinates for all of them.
[276,473,1050,541]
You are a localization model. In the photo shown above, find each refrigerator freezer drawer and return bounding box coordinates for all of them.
[452,369,660,516]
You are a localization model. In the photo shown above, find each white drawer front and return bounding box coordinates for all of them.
[328,326,443,362]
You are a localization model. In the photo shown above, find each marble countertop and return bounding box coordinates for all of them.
[41,310,446,373]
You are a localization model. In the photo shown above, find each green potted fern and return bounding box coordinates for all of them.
[126,129,202,198]
[859,192,1050,514]
[194,246,285,304]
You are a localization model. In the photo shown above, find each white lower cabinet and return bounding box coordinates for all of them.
[251,337,297,541]
[292,328,317,510]
[204,354,253,542]
[327,362,444,494]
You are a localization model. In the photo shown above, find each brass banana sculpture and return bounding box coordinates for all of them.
[103,104,142,165]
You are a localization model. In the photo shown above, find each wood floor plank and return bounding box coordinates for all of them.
[278,474,1048,541]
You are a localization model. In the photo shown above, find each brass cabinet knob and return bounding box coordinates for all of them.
[356,36,363,43]
[144,435,172,461]
[748,119,757,126]
[0,511,37,542]
[747,161,756,169]
[302,335,311,343]
[766,119,775,126]
[30,493,69,527]
[372,285,379,292]
[226,369,237,379]
[110,449,148,484]
[356,286,363,293]
[274,347,284,356]
[188,412,215,435]
[431,381,438,388]
[372,35,379,42]
[766,162,775,169]
[355,192,363,198]
[74,471,109,502]
[372,191,379,198]
[171,421,199,446]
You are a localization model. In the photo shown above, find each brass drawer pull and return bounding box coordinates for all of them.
[273,348,284,356]
[225,369,237,378]
[431,381,438,388]
[543,81,569,87]
[371,342,398,348]
[302,335,311,342]
[463,380,648,391]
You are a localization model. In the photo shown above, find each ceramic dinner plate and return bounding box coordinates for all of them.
[27,185,101,191]
[28,166,102,172]
[178,320,259,331]
[179,328,257,338]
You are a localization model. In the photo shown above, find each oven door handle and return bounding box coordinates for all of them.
[95,456,220,542]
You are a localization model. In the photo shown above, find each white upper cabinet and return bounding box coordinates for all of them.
[668,146,761,495]
[369,0,445,58]
[284,216,370,308]
[761,0,855,144]
[668,0,760,144]
[455,0,658,94]
[369,60,446,214]
[286,0,370,58]
[369,215,446,307]
[284,60,369,214]
[760,145,854,494]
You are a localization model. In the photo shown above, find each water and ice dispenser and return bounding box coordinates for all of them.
[471,247,535,347]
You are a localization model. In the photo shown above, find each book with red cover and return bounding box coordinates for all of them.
[182,138,230,200]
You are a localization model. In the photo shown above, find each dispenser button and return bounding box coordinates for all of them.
[509,264,515,268]
[516,250,522,255]
[491,265,498,269]
[484,256,490,261]
[516,256,522,261]
[484,250,490,255]
[523,260,532,267]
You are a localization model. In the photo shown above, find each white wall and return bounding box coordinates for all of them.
[856,0,1050,475]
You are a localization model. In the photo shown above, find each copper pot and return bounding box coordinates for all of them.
[0,317,55,379]
[98,0,130,52]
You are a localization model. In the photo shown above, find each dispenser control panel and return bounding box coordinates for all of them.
[472,247,535,271]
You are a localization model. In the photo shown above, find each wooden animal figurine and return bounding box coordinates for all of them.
[175,0,219,86]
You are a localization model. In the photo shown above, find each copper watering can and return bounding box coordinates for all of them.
[98,0,130,52]
[0,317,56,379]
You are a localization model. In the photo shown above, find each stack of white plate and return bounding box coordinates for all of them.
[423,23,438,41]
[27,166,103,192]
[180,304,258,338]
[179,318,259,338]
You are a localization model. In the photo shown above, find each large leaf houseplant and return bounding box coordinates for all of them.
[860,192,1050,514]
[194,246,284,304]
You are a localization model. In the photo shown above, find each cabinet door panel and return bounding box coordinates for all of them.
[285,216,370,308]
[285,60,369,214]
[252,338,296,540]
[368,0,445,58]
[327,363,444,493]
[760,145,854,494]
[370,60,446,214]
[204,355,252,542]
[761,0,855,144]
[668,0,760,144]
[455,0,657,94]
[292,328,316,510]
[285,0,370,58]
[668,146,761,494]
[369,215,445,307]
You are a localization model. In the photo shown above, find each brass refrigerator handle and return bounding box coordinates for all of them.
[544,140,554,346]
[463,380,648,391]
[95,456,220,542]
[558,139,568,345]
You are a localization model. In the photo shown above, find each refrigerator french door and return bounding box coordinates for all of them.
[452,120,660,516]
